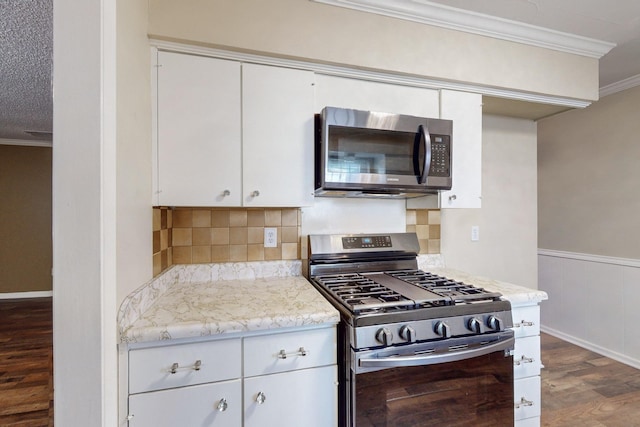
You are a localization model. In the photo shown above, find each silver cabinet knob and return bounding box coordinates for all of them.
[251,190,260,197]
[256,391,266,405]
[169,362,179,374]
[222,189,231,196]
[448,194,457,201]
[194,360,202,371]
[216,398,228,412]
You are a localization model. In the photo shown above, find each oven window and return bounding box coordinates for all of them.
[354,352,514,426]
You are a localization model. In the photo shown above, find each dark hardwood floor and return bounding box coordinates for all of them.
[0,298,53,427]
[2,298,640,426]
[541,333,640,426]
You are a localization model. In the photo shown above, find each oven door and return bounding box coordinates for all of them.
[349,331,515,427]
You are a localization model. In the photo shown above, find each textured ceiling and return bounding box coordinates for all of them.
[0,0,52,142]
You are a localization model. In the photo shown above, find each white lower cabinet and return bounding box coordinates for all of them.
[126,326,337,426]
[244,366,337,427]
[128,379,242,427]
[512,303,543,427]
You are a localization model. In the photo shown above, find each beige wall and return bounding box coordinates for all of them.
[148,0,598,101]
[441,115,538,289]
[538,86,640,259]
[0,145,52,294]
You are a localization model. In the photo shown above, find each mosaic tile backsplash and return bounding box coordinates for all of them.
[153,207,440,277]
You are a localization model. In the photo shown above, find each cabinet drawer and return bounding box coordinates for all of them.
[513,335,542,379]
[512,305,540,338]
[128,379,241,427]
[514,375,541,421]
[244,327,336,377]
[129,339,241,394]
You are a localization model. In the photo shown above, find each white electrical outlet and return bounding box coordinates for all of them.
[471,226,480,242]
[264,228,277,248]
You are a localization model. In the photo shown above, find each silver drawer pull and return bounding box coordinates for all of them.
[256,391,266,405]
[216,398,228,412]
[515,397,534,409]
[277,347,308,359]
[168,360,202,374]
[514,320,535,328]
[514,355,535,366]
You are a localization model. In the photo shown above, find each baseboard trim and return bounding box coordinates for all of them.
[541,325,640,370]
[0,291,53,300]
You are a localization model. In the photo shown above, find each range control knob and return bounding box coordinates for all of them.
[399,325,416,342]
[487,315,502,331]
[467,317,482,334]
[434,321,451,338]
[375,328,393,346]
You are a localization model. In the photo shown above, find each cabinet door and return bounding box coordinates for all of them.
[244,365,338,427]
[439,90,482,208]
[407,90,482,209]
[156,51,242,206]
[242,63,315,207]
[128,379,241,427]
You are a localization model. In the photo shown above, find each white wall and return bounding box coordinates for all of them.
[54,0,150,425]
[53,0,117,425]
[441,115,538,289]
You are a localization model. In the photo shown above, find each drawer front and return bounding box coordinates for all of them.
[128,379,241,427]
[512,305,540,339]
[514,375,541,421]
[513,335,542,379]
[244,327,337,377]
[515,416,540,427]
[129,339,241,394]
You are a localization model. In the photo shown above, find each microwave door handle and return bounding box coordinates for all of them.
[416,124,432,184]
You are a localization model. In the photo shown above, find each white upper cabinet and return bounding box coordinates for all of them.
[242,63,315,207]
[153,51,315,207]
[408,90,482,209]
[155,51,242,206]
[439,90,482,208]
[314,74,439,118]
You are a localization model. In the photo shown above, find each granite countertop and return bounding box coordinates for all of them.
[118,261,339,344]
[119,258,547,345]
[416,258,548,306]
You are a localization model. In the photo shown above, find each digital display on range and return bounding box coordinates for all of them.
[342,235,393,249]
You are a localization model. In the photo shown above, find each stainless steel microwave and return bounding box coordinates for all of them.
[314,106,453,199]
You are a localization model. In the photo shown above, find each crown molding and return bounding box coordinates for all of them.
[0,138,52,147]
[599,73,640,98]
[311,0,615,58]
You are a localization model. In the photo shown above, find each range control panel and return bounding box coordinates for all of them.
[342,235,392,249]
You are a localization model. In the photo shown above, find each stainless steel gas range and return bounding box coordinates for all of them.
[308,232,515,427]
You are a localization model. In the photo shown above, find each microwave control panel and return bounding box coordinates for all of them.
[429,134,451,177]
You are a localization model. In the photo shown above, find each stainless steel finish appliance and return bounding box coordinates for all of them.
[314,107,453,199]
[308,232,514,426]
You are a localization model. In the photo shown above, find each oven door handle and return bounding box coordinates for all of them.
[359,336,515,368]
